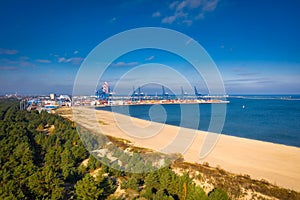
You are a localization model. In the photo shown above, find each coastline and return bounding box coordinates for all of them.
[61,106,300,191]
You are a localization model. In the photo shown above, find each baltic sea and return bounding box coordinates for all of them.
[97,95,300,147]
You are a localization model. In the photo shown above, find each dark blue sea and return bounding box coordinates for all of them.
[97,95,300,147]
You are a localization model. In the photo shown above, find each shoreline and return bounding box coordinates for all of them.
[93,100,229,107]
[87,99,229,107]
[95,105,299,149]
[59,106,300,191]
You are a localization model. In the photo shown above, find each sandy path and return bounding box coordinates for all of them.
[72,106,300,191]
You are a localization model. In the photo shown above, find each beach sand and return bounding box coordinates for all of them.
[71,106,300,191]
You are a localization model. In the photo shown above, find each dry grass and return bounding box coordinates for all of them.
[172,161,300,200]
[98,120,109,125]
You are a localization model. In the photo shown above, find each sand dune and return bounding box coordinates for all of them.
[71,106,300,191]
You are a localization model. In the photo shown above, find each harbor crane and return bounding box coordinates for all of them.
[96,81,110,100]
[162,86,169,100]
[194,86,201,99]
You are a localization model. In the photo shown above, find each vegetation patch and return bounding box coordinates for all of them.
[172,161,300,200]
[98,120,109,125]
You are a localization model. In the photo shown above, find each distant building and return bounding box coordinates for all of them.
[58,95,71,102]
[58,95,71,106]
[50,93,55,100]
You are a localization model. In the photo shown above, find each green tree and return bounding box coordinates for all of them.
[75,174,104,200]
[121,177,140,192]
[62,166,78,182]
[0,179,26,199]
[187,186,208,200]
[28,166,64,199]
[144,171,160,190]
[153,189,174,200]
[208,188,230,200]
[96,170,116,198]
[87,155,102,171]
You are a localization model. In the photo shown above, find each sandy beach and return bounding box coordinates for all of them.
[70,106,300,191]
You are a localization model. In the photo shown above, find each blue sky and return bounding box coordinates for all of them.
[0,0,299,95]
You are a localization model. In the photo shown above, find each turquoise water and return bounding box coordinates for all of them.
[97,95,300,147]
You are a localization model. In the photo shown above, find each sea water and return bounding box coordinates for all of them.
[97,95,300,147]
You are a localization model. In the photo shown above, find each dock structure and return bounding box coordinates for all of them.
[20,81,228,110]
[91,82,229,106]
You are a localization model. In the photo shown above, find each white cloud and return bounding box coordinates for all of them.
[169,1,179,9]
[0,57,34,68]
[110,17,117,22]
[152,12,161,17]
[70,57,84,65]
[186,0,202,9]
[73,50,79,54]
[162,11,187,24]
[19,61,35,67]
[195,13,204,19]
[162,16,177,24]
[0,48,18,55]
[58,57,67,63]
[161,0,219,25]
[176,1,187,11]
[35,59,51,63]
[145,56,155,61]
[112,61,139,67]
[182,19,193,26]
[19,56,30,60]
[0,66,18,71]
[58,57,83,65]
[202,0,219,11]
